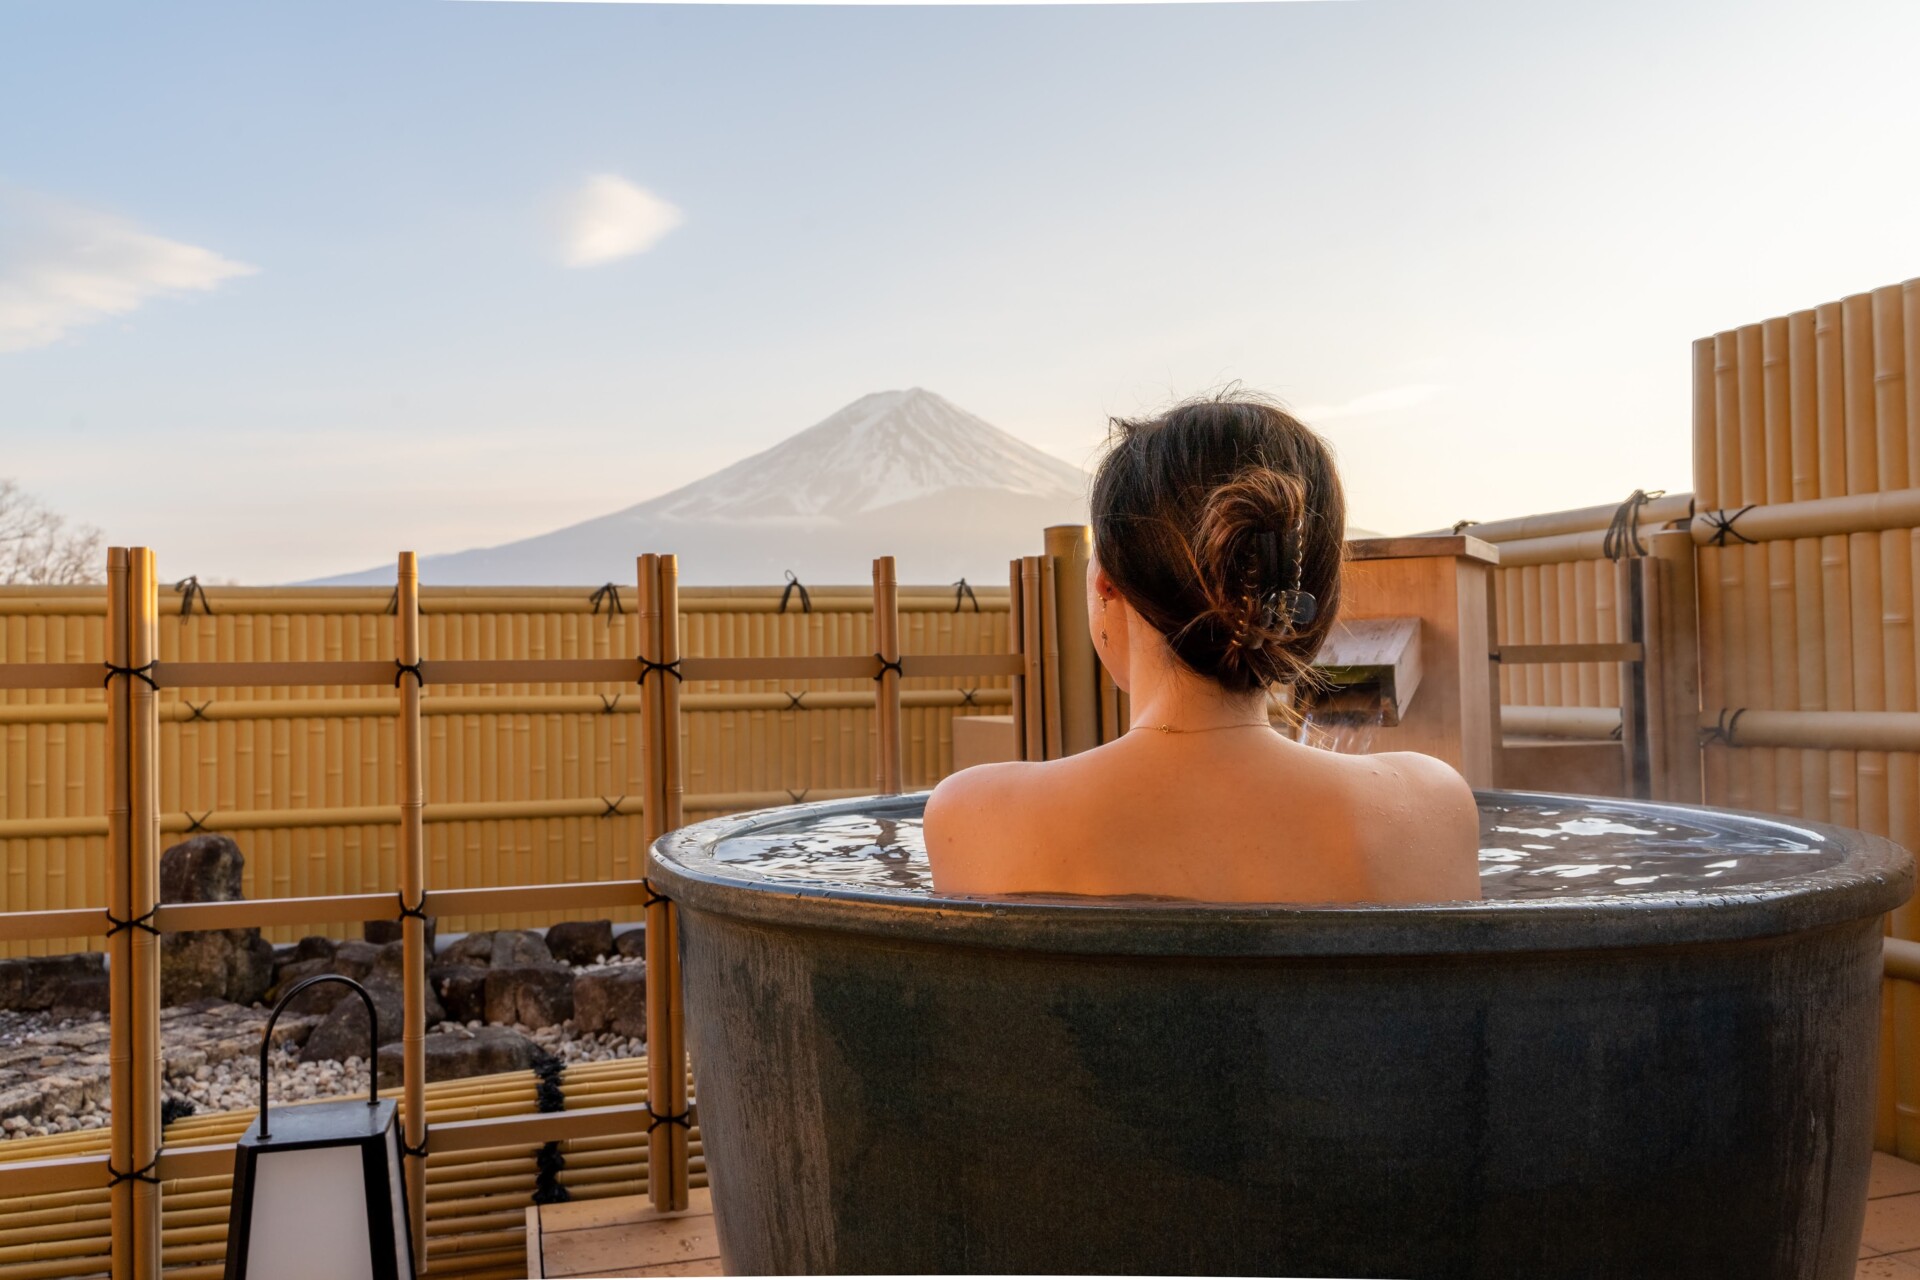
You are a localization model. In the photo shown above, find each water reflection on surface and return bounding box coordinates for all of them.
[705,797,1844,901]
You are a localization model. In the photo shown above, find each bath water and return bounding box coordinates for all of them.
[707,796,1844,900]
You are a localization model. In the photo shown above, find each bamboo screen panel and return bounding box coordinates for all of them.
[0,583,1009,956]
[1493,561,1623,712]
[1692,279,1919,864]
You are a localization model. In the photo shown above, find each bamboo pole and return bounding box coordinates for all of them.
[1007,561,1027,759]
[1789,309,1829,823]
[1019,558,1045,759]
[1039,555,1063,761]
[1845,294,1890,848]
[396,552,429,1259]
[1737,323,1776,818]
[1044,525,1098,755]
[660,554,689,1212]
[1877,285,1917,931]
[872,556,904,794]
[1817,301,1858,827]
[104,549,130,1280]
[637,554,685,1213]
[1416,493,1696,545]
[127,548,161,1280]
[1763,316,1802,818]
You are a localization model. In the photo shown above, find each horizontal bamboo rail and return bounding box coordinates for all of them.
[1501,705,1623,740]
[0,687,1013,728]
[0,586,1008,618]
[1888,937,1920,984]
[1417,493,1695,544]
[1495,643,1644,664]
[1695,709,1920,753]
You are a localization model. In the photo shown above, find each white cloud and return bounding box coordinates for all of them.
[1295,382,1446,422]
[0,192,255,353]
[560,174,684,267]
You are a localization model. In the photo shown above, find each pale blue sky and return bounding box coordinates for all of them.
[2,0,1916,582]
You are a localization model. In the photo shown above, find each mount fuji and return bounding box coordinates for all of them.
[312,388,1093,587]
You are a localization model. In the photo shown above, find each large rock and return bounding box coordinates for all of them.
[300,977,445,1065]
[375,1027,537,1088]
[430,964,489,1025]
[0,954,107,1014]
[158,834,274,1007]
[363,915,435,953]
[484,968,573,1029]
[544,920,613,967]
[444,929,565,971]
[613,927,646,960]
[573,966,647,1039]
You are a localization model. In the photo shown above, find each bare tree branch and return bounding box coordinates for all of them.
[0,479,104,585]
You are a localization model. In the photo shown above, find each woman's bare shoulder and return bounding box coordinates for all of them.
[924,761,1052,893]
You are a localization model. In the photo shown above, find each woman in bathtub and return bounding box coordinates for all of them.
[924,392,1482,904]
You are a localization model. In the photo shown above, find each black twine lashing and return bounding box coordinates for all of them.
[400,1127,430,1160]
[393,661,425,688]
[958,688,978,707]
[1603,488,1666,561]
[599,796,624,819]
[784,691,805,711]
[385,588,399,617]
[104,907,160,939]
[174,576,212,619]
[641,881,671,909]
[1700,707,1747,748]
[785,788,810,803]
[598,693,621,714]
[1451,518,1479,535]
[183,700,211,722]
[778,570,812,614]
[107,1159,160,1188]
[952,578,979,613]
[647,1108,692,1133]
[184,811,212,835]
[638,658,682,684]
[396,892,430,923]
[589,583,625,625]
[1702,505,1758,546]
[102,662,159,691]
[872,655,903,682]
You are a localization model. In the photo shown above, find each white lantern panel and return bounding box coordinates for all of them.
[385,1128,410,1279]
[242,1145,378,1280]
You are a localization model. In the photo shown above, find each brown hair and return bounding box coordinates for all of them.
[1091,390,1345,694]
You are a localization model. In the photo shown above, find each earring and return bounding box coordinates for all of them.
[1099,594,1109,648]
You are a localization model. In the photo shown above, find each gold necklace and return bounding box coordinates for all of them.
[1145,720,1274,735]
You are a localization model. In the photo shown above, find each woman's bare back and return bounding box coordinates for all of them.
[925,729,1482,904]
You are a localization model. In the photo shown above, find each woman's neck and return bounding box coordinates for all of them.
[1122,616,1270,732]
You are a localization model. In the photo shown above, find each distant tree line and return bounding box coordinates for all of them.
[0,479,102,585]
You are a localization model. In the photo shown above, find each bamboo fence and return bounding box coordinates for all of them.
[0,580,1012,956]
[0,547,1036,1280]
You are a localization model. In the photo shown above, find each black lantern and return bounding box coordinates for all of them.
[223,975,416,1280]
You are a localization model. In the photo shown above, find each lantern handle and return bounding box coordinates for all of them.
[257,974,381,1140]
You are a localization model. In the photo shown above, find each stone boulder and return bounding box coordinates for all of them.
[613,927,646,960]
[573,966,647,1039]
[483,967,573,1029]
[158,834,275,1007]
[544,920,613,967]
[300,977,444,1065]
[0,953,108,1015]
[363,915,435,953]
[375,1026,537,1088]
[430,963,489,1025]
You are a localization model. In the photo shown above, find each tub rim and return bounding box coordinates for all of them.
[646,789,1915,957]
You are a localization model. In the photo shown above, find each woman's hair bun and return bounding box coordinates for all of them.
[1091,390,1344,694]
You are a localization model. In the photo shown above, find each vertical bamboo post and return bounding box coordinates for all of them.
[395,552,428,1260]
[127,547,161,1280]
[1039,555,1064,761]
[1007,560,1028,761]
[1617,556,1651,800]
[872,556,904,794]
[659,555,689,1211]
[1844,294,1889,844]
[638,553,688,1212]
[1019,557,1046,759]
[1044,525,1099,756]
[1788,309,1829,823]
[1762,316,1802,819]
[1694,337,1728,809]
[104,548,131,1280]
[1648,530,1702,804]
[1816,301,1857,826]
[1736,323,1775,816]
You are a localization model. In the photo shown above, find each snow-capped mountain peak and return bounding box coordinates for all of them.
[643,387,1089,523]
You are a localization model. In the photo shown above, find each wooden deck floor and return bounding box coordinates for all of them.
[526,1154,1920,1278]
[528,1187,721,1279]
